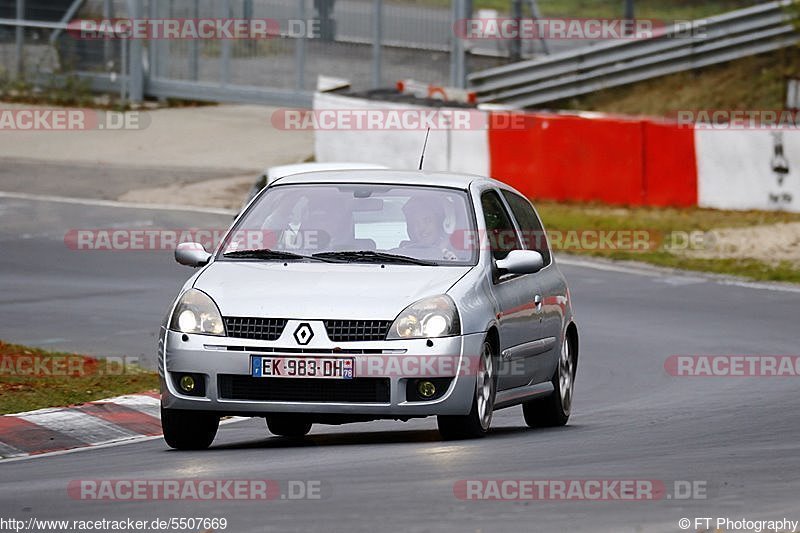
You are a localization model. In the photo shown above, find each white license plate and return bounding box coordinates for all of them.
[251,356,354,379]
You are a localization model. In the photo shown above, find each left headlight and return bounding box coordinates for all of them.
[169,289,225,336]
[386,295,460,340]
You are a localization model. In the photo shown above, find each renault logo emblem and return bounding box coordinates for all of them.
[294,323,314,345]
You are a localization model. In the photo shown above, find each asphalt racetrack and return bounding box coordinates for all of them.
[1,195,799,532]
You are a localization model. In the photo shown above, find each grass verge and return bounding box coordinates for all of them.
[0,341,158,415]
[551,46,800,115]
[535,201,800,283]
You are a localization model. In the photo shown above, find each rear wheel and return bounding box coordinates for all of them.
[266,415,312,438]
[523,334,574,428]
[161,407,219,450]
[437,340,497,440]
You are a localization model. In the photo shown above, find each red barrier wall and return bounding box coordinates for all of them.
[489,112,697,207]
[642,121,698,207]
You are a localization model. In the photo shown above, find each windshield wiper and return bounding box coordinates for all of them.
[312,250,437,266]
[223,249,340,262]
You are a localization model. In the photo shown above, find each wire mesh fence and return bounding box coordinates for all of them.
[0,0,776,106]
[146,0,464,91]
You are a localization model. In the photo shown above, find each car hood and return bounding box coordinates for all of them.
[194,261,472,320]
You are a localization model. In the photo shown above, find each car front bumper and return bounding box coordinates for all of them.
[158,328,484,417]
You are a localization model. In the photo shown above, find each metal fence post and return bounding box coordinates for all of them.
[127,0,144,102]
[147,0,157,78]
[15,0,25,78]
[190,0,199,81]
[157,0,169,80]
[372,0,383,88]
[120,37,128,105]
[623,0,635,37]
[220,0,232,85]
[509,0,521,61]
[295,0,307,90]
[103,0,113,65]
[450,0,466,88]
[529,0,549,55]
[624,0,635,20]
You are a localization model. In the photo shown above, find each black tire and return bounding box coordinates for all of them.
[266,415,312,438]
[161,406,219,450]
[523,334,575,428]
[437,340,497,440]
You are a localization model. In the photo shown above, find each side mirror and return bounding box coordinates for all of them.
[495,249,544,275]
[175,242,212,267]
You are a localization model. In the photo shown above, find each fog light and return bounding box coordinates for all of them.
[179,374,196,393]
[417,380,436,398]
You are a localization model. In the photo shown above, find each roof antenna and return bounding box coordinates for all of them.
[418,127,431,171]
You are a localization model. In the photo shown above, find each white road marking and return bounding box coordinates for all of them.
[0,441,25,458]
[558,257,800,294]
[656,276,707,286]
[717,279,800,294]
[0,434,165,463]
[19,337,69,345]
[0,191,236,216]
[557,257,663,277]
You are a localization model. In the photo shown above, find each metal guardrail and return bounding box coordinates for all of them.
[468,1,800,108]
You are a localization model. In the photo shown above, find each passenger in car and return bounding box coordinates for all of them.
[398,196,458,261]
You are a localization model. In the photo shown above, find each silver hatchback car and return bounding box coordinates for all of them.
[159,170,578,449]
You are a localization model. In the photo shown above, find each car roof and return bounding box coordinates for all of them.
[265,162,389,180]
[271,169,509,191]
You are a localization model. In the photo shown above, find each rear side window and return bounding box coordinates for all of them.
[481,191,521,260]
[501,191,552,266]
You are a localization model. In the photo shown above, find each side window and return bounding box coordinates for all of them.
[501,191,552,266]
[480,190,521,261]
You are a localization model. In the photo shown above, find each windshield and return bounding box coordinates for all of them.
[220,183,477,266]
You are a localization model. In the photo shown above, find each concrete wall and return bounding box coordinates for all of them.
[696,129,799,212]
[313,93,490,177]
[313,92,800,212]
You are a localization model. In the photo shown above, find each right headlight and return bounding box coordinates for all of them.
[386,295,460,340]
[169,289,225,336]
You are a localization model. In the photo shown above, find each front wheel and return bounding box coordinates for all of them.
[523,334,574,428]
[161,407,219,450]
[437,340,497,440]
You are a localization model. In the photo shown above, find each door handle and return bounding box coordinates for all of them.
[534,294,543,311]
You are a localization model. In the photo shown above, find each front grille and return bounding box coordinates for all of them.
[222,317,392,342]
[323,320,392,342]
[218,375,390,403]
[224,317,287,341]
